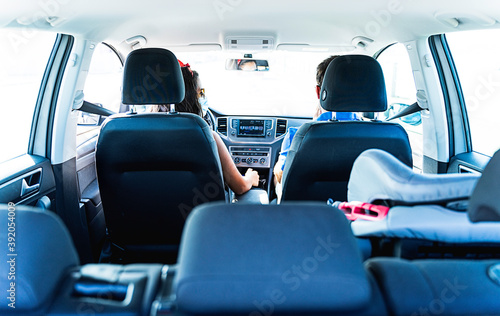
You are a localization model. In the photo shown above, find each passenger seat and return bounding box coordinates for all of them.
[96,48,226,263]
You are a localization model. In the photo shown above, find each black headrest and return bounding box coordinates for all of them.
[468,150,500,222]
[174,202,371,314]
[122,48,185,105]
[0,204,79,312]
[320,55,387,112]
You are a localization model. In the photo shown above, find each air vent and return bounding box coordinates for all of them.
[276,119,287,137]
[217,118,228,136]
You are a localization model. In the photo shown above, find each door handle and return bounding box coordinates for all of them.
[20,171,41,197]
[459,165,481,174]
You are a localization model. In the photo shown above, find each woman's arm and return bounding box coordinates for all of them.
[212,131,259,195]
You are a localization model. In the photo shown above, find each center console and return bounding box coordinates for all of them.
[224,117,284,172]
[215,115,291,200]
[229,146,272,168]
[231,118,274,139]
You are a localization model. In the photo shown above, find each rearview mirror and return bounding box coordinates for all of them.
[225,59,269,71]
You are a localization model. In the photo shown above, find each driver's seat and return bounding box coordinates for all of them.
[96,48,225,263]
[281,55,412,202]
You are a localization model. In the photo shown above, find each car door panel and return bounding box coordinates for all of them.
[0,155,56,207]
[447,152,489,174]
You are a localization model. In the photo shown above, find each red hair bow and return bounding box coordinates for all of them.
[178,60,194,76]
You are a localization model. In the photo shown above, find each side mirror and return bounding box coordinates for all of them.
[225,59,269,71]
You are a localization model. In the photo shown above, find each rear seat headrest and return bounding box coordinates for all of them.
[0,204,79,312]
[174,202,371,314]
[122,48,185,105]
[468,149,500,222]
[320,55,387,112]
[348,149,480,205]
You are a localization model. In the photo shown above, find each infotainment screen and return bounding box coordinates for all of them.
[237,119,265,137]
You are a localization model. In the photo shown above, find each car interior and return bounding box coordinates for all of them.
[1,0,500,315]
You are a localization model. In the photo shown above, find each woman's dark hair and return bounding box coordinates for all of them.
[150,67,202,116]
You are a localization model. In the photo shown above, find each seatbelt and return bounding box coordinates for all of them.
[387,90,429,122]
[386,101,424,121]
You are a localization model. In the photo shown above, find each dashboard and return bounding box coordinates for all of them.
[208,110,310,196]
[219,117,288,167]
[235,119,269,138]
[215,116,289,168]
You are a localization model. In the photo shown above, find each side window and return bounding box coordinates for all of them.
[0,30,56,164]
[78,43,122,134]
[378,43,423,171]
[446,29,500,157]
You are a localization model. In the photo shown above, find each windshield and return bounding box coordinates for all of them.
[174,51,335,117]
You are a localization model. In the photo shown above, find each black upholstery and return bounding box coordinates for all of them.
[320,55,387,112]
[468,149,500,222]
[281,55,412,202]
[122,48,185,105]
[174,202,386,315]
[96,48,225,263]
[0,204,79,314]
[366,258,500,315]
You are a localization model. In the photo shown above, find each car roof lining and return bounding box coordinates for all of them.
[2,0,500,55]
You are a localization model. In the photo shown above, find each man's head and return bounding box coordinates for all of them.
[238,59,257,71]
[315,55,340,99]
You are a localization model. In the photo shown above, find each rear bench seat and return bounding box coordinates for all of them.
[352,148,500,314]
[0,204,162,316]
[168,202,387,315]
[366,258,500,315]
[3,200,500,315]
[160,202,500,315]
